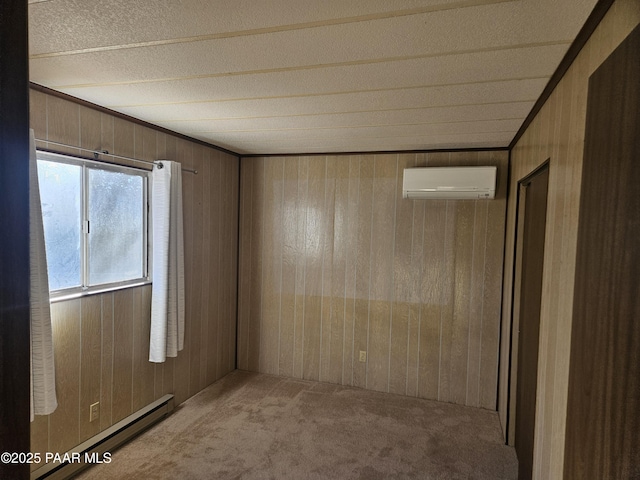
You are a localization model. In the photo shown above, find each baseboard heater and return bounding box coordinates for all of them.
[31,394,174,480]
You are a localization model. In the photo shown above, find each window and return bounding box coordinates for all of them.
[37,151,149,299]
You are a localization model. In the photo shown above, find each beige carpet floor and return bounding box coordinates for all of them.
[76,370,517,479]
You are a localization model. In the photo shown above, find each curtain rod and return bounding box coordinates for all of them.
[34,139,198,174]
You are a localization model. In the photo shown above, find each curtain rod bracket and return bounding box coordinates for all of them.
[93,149,108,159]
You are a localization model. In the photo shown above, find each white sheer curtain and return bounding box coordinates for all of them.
[149,161,185,362]
[29,129,57,420]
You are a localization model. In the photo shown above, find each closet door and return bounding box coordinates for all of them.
[564,24,640,480]
[514,165,549,480]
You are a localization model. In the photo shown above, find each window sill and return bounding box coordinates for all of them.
[49,280,152,303]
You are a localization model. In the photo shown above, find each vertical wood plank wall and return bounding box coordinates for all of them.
[499,1,640,478]
[28,89,239,464]
[238,151,508,408]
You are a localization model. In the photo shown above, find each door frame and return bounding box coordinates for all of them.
[506,159,550,446]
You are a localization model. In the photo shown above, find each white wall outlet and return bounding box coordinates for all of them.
[89,402,100,422]
[359,350,367,362]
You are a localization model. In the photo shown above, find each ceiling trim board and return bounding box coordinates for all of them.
[29,82,241,158]
[508,0,614,150]
[241,146,509,158]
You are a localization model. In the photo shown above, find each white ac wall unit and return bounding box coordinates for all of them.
[402,166,497,199]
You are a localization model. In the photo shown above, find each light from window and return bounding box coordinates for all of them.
[37,151,149,297]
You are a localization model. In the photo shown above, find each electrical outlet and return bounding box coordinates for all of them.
[359,350,367,362]
[89,402,100,422]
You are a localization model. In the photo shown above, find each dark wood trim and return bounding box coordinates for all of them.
[29,82,241,159]
[241,146,509,158]
[517,158,551,186]
[505,158,550,441]
[564,24,640,479]
[0,1,31,478]
[509,0,615,149]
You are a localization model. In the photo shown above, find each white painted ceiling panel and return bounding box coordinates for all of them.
[114,78,546,121]
[158,102,532,133]
[28,0,598,155]
[49,45,567,104]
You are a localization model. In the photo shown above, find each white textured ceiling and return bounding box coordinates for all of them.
[28,0,598,155]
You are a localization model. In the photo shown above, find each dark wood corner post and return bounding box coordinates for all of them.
[0,1,31,479]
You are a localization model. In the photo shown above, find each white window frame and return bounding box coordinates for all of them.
[37,150,151,302]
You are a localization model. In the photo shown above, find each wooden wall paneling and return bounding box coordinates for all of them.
[533,82,567,476]
[30,89,47,146]
[188,145,204,394]
[49,300,81,454]
[406,153,426,398]
[221,151,234,377]
[228,156,240,373]
[112,117,135,165]
[367,154,397,393]
[319,156,336,384]
[164,132,177,160]
[174,139,192,404]
[302,156,326,381]
[218,152,228,377]
[352,155,374,389]
[79,295,102,442]
[479,152,507,410]
[389,154,413,396]
[237,159,252,371]
[197,149,209,386]
[279,157,299,378]
[47,96,80,156]
[449,152,478,405]
[111,289,134,423]
[436,154,458,404]
[132,286,154,411]
[248,158,265,373]
[293,156,310,380]
[238,150,508,409]
[261,157,283,375]
[388,154,415,396]
[326,156,349,385]
[203,151,217,385]
[100,293,114,430]
[535,89,564,473]
[466,153,489,407]
[341,156,360,386]
[100,113,115,165]
[79,105,101,154]
[416,152,448,401]
[30,415,48,472]
[140,125,157,162]
[224,156,239,378]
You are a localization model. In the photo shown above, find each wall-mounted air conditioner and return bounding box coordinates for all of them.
[402,166,497,199]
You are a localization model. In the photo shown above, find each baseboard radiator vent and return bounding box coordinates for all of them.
[31,394,175,480]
